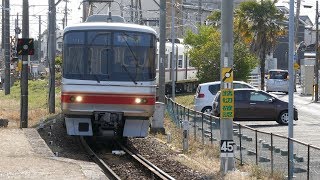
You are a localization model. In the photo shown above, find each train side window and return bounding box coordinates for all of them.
[155,54,159,70]
[165,54,169,68]
[178,55,183,68]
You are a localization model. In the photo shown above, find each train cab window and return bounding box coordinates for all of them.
[65,47,84,74]
[178,55,183,68]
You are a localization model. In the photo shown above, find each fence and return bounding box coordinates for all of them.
[165,97,320,179]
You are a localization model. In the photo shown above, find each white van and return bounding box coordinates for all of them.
[266,69,289,94]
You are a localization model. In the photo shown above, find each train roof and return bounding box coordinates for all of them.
[64,22,157,36]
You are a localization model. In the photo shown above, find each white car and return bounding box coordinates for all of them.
[194,81,256,114]
[266,69,289,94]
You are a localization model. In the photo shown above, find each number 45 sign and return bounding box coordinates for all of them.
[220,140,234,157]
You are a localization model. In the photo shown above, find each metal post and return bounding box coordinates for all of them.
[239,124,243,165]
[255,130,258,165]
[307,145,310,180]
[220,0,235,172]
[171,0,176,100]
[38,15,41,62]
[48,0,56,113]
[1,0,4,69]
[159,0,166,103]
[271,133,274,176]
[288,0,295,179]
[201,113,204,145]
[4,0,10,95]
[315,1,319,102]
[21,0,29,128]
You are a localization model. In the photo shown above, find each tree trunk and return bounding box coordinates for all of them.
[260,38,267,90]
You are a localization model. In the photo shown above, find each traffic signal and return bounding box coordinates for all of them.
[17,38,35,55]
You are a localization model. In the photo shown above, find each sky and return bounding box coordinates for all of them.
[7,0,320,39]
[9,0,83,38]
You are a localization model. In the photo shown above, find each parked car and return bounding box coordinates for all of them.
[212,89,298,125]
[266,69,289,94]
[194,81,256,114]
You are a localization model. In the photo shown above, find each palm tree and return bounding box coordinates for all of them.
[236,0,286,90]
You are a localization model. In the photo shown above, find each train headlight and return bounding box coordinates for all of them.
[75,96,83,102]
[70,96,83,103]
[135,98,147,104]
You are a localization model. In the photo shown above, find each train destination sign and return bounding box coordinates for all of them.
[220,88,234,118]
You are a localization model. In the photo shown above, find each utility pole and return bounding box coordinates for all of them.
[82,0,88,22]
[171,0,175,100]
[220,0,235,172]
[315,1,319,102]
[135,0,138,24]
[294,0,301,92]
[48,0,56,113]
[288,0,295,178]
[64,0,68,27]
[21,0,29,128]
[1,0,4,69]
[197,0,202,26]
[158,0,166,103]
[4,0,10,95]
[38,15,41,62]
[130,0,134,23]
[138,0,142,24]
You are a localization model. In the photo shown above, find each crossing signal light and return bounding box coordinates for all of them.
[17,38,35,55]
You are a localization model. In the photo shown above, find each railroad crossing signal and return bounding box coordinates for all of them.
[17,38,35,55]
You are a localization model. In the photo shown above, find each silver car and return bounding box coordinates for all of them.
[266,69,289,94]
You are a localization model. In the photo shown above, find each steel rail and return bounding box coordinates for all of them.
[79,136,121,180]
[117,142,175,180]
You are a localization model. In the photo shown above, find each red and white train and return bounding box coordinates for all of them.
[61,16,197,138]
[61,19,158,137]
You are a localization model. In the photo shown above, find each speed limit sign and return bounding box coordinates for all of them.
[220,140,234,157]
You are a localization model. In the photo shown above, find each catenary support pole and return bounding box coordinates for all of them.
[158,0,166,103]
[171,0,175,100]
[48,0,56,113]
[38,15,41,62]
[220,0,235,173]
[21,0,29,128]
[315,1,319,102]
[288,0,295,179]
[4,0,10,95]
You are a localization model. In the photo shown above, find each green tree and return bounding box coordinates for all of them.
[236,0,286,90]
[184,26,258,83]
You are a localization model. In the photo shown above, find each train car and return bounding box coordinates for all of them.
[156,40,198,95]
[61,18,157,137]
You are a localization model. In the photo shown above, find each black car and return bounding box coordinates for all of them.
[212,89,298,125]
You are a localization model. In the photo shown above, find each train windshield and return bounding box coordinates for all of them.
[63,30,156,82]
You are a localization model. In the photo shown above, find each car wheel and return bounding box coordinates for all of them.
[277,111,289,125]
[201,107,212,115]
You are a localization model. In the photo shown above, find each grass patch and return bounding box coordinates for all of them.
[175,93,195,109]
[0,79,61,127]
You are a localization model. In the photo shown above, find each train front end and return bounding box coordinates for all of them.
[61,23,157,137]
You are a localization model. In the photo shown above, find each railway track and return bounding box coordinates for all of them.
[79,137,121,180]
[80,136,175,180]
